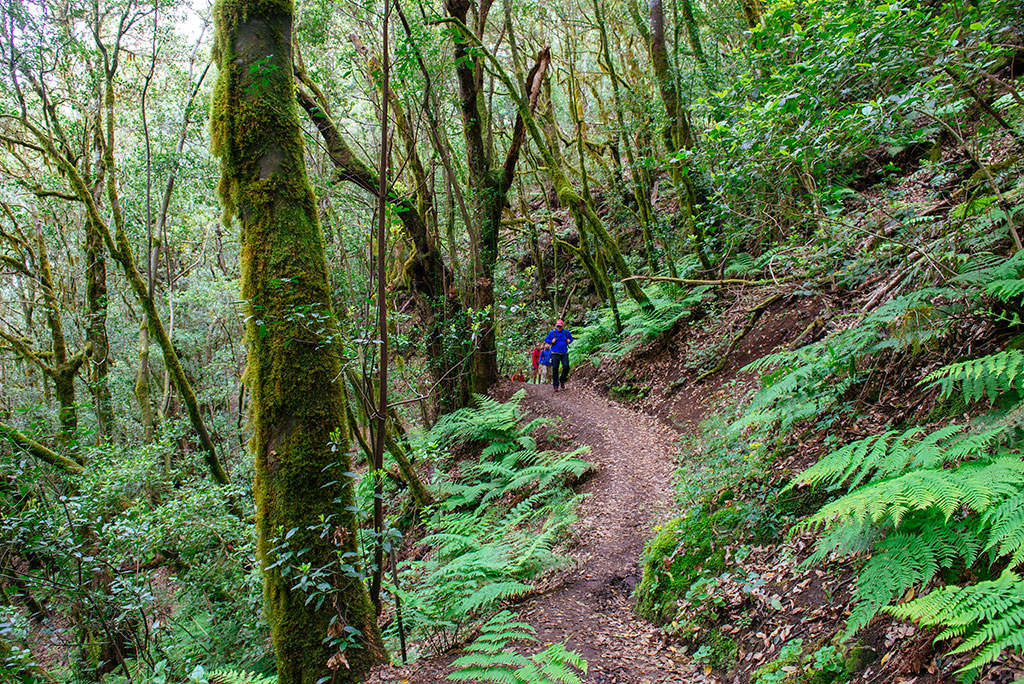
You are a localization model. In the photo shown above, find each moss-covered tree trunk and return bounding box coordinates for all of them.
[84,217,114,441]
[446,0,551,393]
[210,0,384,680]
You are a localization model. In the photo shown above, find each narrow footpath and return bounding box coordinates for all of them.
[515,382,693,684]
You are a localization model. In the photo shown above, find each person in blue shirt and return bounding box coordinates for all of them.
[544,319,574,392]
[538,342,552,384]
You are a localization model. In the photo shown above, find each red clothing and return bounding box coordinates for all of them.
[531,348,542,368]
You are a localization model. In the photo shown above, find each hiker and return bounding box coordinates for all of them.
[544,319,573,392]
[511,368,526,383]
[530,342,543,383]
[539,342,552,384]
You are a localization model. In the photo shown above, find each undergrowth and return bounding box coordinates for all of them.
[389,391,592,657]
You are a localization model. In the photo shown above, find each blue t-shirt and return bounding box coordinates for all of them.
[545,328,573,354]
[539,349,552,365]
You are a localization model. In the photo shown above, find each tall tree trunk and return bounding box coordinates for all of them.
[446,0,502,394]
[647,0,712,270]
[135,321,155,445]
[210,0,384,680]
[84,215,114,441]
[446,0,552,391]
[295,75,471,414]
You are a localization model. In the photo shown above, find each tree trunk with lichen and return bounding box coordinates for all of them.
[446,0,551,392]
[647,0,712,271]
[84,217,114,441]
[210,0,384,680]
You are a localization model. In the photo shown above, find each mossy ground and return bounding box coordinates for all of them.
[635,500,774,625]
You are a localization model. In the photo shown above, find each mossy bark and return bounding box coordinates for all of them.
[446,0,552,392]
[84,216,114,441]
[294,83,471,414]
[211,0,384,680]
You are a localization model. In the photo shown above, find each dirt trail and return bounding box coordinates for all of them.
[370,381,697,683]
[514,382,692,684]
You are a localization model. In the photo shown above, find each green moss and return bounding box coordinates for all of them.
[692,627,739,672]
[609,383,650,402]
[210,0,383,680]
[636,502,772,623]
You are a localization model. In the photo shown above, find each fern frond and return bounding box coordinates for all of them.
[208,669,277,684]
[447,612,587,684]
[803,456,1024,531]
[925,350,1024,404]
[982,489,1024,567]
[888,570,1024,674]
[457,580,532,614]
[790,424,970,492]
[845,524,980,636]
[430,391,526,445]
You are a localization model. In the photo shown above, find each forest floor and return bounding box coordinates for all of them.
[369,381,714,683]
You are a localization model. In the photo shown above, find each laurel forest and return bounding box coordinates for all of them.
[1,0,1023,682]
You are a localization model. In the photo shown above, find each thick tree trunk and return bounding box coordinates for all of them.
[211,0,384,680]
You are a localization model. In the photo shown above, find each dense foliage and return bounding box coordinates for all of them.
[1,0,1022,678]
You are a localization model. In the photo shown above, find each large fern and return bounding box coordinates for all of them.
[788,423,1002,491]
[926,350,1024,404]
[391,395,592,653]
[888,570,1024,678]
[843,522,982,636]
[447,611,587,684]
[802,455,1024,530]
[430,391,530,446]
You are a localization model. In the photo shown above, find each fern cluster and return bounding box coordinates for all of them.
[429,391,536,446]
[572,283,714,364]
[734,288,953,435]
[447,611,587,684]
[736,252,1024,672]
[393,394,592,654]
[888,570,1024,677]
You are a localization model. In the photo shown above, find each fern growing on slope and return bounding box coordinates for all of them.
[888,570,1024,679]
[430,391,534,446]
[926,350,1024,404]
[391,394,593,654]
[773,256,1024,670]
[572,282,714,364]
[447,611,587,684]
[733,287,954,435]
